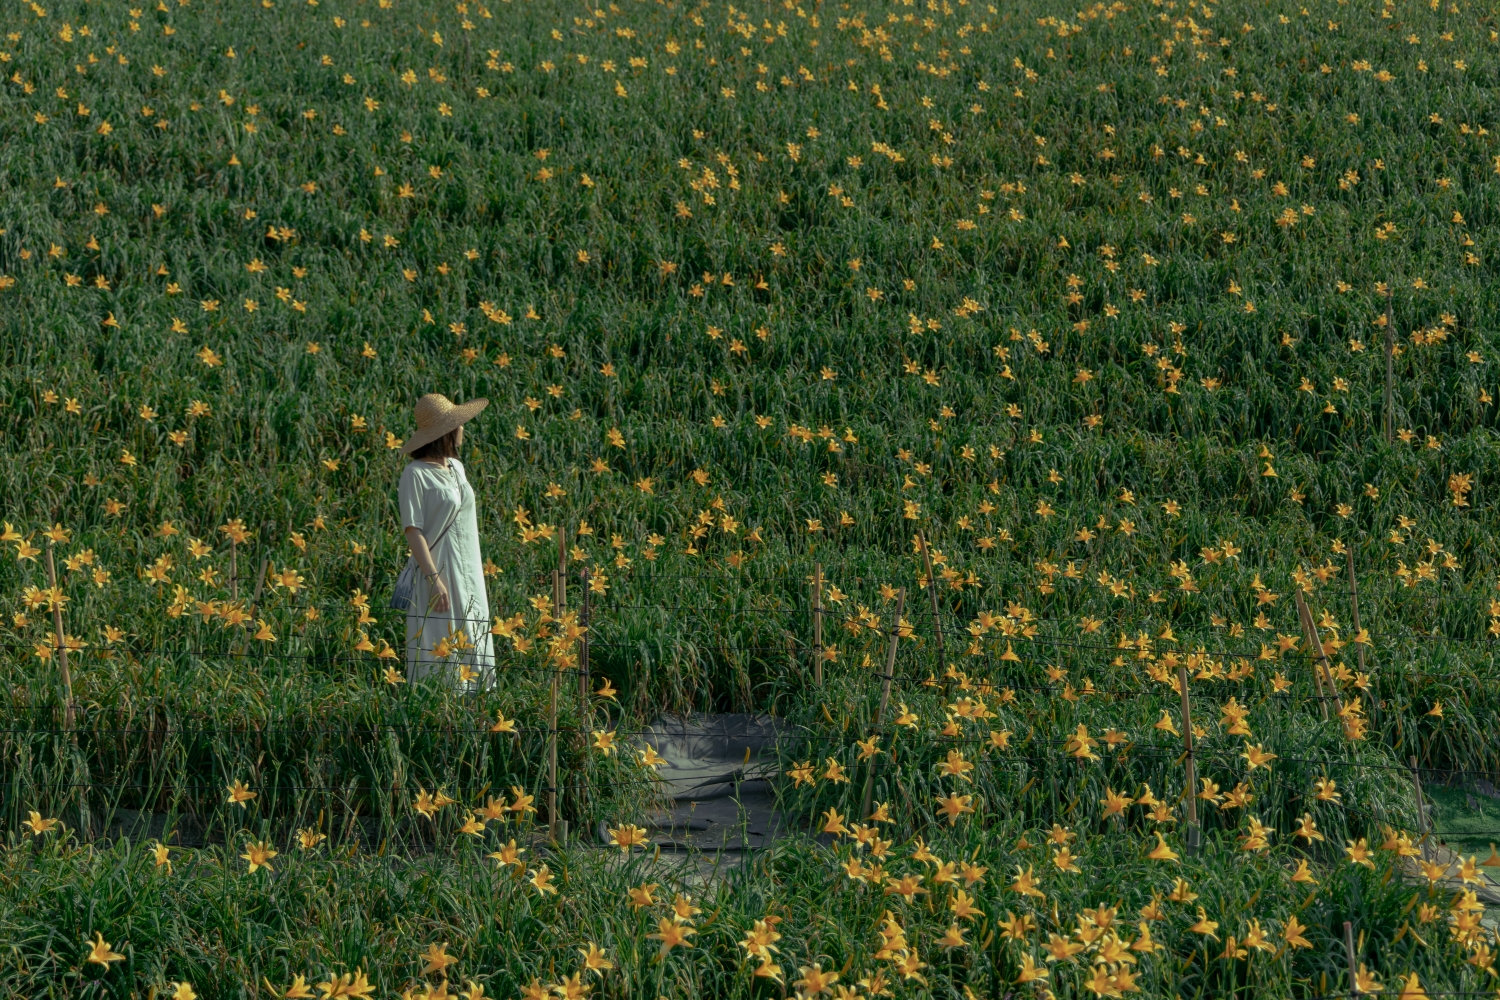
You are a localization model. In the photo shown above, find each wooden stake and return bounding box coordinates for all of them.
[916,531,946,671]
[1383,289,1395,444]
[812,563,824,688]
[229,539,238,601]
[549,568,561,844]
[1177,665,1199,856]
[1344,920,1360,997]
[861,587,906,821]
[1295,589,1341,718]
[44,545,76,742]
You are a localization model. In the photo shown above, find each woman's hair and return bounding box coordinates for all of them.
[411,427,460,461]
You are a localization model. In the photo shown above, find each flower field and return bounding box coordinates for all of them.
[4,0,1500,994]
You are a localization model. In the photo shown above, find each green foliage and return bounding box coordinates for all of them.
[2,0,1500,993]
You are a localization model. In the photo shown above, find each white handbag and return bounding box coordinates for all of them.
[389,497,461,611]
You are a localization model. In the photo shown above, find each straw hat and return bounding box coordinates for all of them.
[401,393,488,455]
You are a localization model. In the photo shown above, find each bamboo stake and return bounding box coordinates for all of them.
[1344,920,1360,998]
[916,532,946,672]
[556,530,567,614]
[1346,549,1373,729]
[1293,589,1330,719]
[234,555,272,658]
[579,568,591,718]
[1295,589,1342,718]
[248,555,270,619]
[1177,665,1199,856]
[44,545,76,743]
[548,568,561,844]
[861,587,906,822]
[875,589,905,731]
[1409,755,1429,860]
[812,563,824,688]
[1383,289,1395,444]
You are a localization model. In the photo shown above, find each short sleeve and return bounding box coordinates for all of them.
[399,464,425,532]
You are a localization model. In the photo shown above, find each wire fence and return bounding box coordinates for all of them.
[16,551,1500,651]
[15,618,1492,671]
[8,722,1500,782]
[6,550,1499,872]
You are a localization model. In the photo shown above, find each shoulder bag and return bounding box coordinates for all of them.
[390,476,463,611]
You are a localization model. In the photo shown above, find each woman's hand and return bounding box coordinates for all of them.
[427,575,451,613]
[404,526,450,613]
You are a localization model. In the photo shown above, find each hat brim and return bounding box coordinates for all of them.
[401,398,488,454]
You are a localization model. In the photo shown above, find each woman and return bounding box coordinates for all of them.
[397,393,494,687]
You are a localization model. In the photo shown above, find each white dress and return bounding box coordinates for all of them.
[397,458,494,687]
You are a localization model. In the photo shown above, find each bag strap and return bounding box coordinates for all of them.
[420,465,464,552]
[425,503,460,551]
